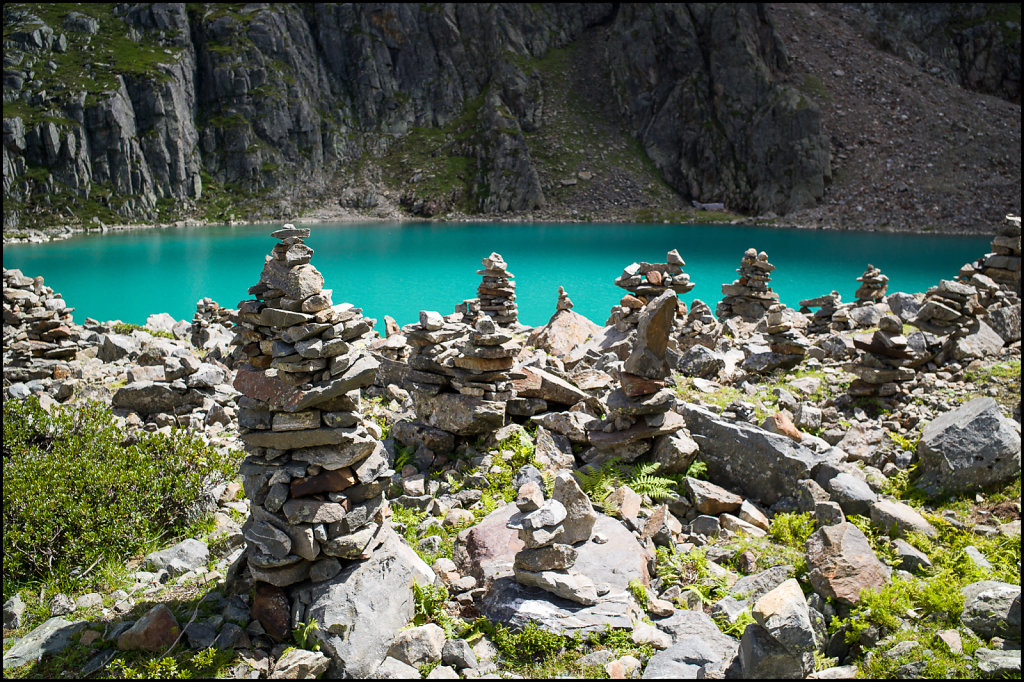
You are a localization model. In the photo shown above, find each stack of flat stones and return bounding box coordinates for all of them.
[231,226,393,589]
[453,297,482,327]
[799,291,845,334]
[2,268,82,369]
[763,303,809,359]
[508,472,599,605]
[854,264,889,303]
[608,249,692,332]
[717,248,780,321]
[912,279,984,336]
[968,215,1021,293]
[587,291,689,464]
[403,311,469,395]
[451,316,519,401]
[676,298,721,351]
[847,314,914,397]
[476,253,518,328]
[191,296,238,349]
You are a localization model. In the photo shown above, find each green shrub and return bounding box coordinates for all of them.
[3,397,237,599]
[768,512,816,548]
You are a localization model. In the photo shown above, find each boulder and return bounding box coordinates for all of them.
[824,473,877,517]
[270,648,330,679]
[916,397,1021,495]
[984,303,1021,344]
[117,604,180,652]
[527,309,602,358]
[961,581,1021,641]
[752,578,817,654]
[413,391,506,436]
[112,381,187,414]
[739,623,813,679]
[2,617,87,670]
[685,477,743,515]
[680,403,820,505]
[387,623,446,667]
[144,539,209,576]
[805,523,890,606]
[676,345,725,379]
[868,499,937,538]
[306,526,435,678]
[622,291,677,379]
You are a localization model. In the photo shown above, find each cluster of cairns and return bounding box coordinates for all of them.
[799,291,846,334]
[717,248,780,321]
[508,472,600,605]
[230,227,394,629]
[608,249,692,332]
[587,291,694,469]
[2,268,83,372]
[854,264,889,302]
[847,314,914,397]
[475,252,519,328]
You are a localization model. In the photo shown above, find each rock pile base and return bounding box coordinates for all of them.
[799,292,844,334]
[608,250,692,331]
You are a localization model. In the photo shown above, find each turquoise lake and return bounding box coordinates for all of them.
[2,222,992,328]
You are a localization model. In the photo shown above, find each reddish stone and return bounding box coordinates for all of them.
[252,582,291,641]
[621,294,644,309]
[768,412,803,442]
[290,467,357,498]
[646,270,663,286]
[618,371,665,397]
[116,604,180,652]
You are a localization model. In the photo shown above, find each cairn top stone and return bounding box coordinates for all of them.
[271,225,311,240]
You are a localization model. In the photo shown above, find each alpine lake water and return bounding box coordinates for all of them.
[2,221,992,329]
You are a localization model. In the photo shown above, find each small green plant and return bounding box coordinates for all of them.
[412,581,466,638]
[627,579,650,610]
[292,619,321,651]
[768,512,816,549]
[685,459,708,480]
[714,608,754,638]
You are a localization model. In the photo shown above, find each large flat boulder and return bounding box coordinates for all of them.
[916,397,1021,496]
[642,610,739,678]
[679,403,821,505]
[805,523,890,606]
[307,526,435,678]
[412,391,506,436]
[111,381,187,414]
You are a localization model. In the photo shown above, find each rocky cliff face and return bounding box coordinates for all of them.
[2,3,1019,231]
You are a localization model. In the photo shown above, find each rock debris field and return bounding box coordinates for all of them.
[2,218,1021,679]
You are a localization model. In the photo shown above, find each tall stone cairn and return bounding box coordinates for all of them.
[477,252,518,327]
[717,248,780,320]
[608,249,692,331]
[854,264,889,302]
[847,314,914,397]
[230,226,393,595]
[763,303,810,358]
[676,298,722,351]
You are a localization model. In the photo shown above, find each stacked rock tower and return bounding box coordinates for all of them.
[231,226,394,593]
[477,252,518,327]
[717,248,780,320]
[848,314,913,397]
[608,249,693,331]
[854,265,889,302]
[509,472,599,605]
[3,268,83,369]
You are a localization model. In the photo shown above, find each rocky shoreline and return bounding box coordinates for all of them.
[2,218,1020,679]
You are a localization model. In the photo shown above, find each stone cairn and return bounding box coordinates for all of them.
[799,291,844,334]
[854,264,889,303]
[192,296,239,364]
[676,298,721,351]
[763,303,809,360]
[847,314,913,397]
[401,311,519,443]
[586,291,690,465]
[717,248,780,321]
[476,252,518,328]
[230,226,393,603]
[3,268,83,374]
[508,471,599,605]
[961,215,1021,293]
[912,279,984,337]
[608,249,693,332]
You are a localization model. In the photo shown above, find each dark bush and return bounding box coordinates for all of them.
[3,397,238,598]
